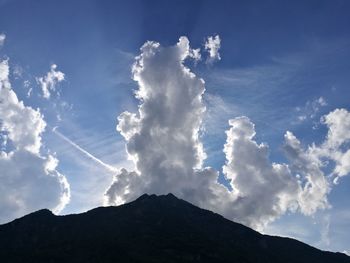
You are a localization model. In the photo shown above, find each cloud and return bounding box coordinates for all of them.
[292,108,350,185]
[322,108,350,149]
[283,132,330,215]
[0,33,5,47]
[53,127,118,173]
[0,62,45,154]
[105,36,294,229]
[320,109,350,182]
[319,213,331,248]
[0,59,70,223]
[283,108,350,207]
[105,36,233,210]
[333,149,350,179]
[296,97,327,122]
[222,117,300,229]
[203,93,240,135]
[105,36,350,230]
[223,110,350,229]
[48,120,131,213]
[204,35,221,63]
[36,64,65,99]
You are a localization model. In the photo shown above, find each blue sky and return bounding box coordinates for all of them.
[1,0,350,254]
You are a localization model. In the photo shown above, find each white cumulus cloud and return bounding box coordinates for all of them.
[322,108,350,149]
[283,131,330,215]
[320,108,350,183]
[205,35,221,63]
[105,36,350,230]
[105,36,233,212]
[0,33,5,47]
[223,117,300,229]
[0,59,70,223]
[36,64,65,99]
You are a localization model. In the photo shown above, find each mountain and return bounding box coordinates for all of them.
[0,193,349,263]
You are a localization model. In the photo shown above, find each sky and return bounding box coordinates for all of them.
[1,0,350,254]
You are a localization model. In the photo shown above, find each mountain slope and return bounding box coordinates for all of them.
[0,193,348,263]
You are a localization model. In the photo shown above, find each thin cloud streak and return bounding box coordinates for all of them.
[53,127,118,173]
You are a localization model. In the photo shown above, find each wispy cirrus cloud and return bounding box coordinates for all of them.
[295,97,327,123]
[52,127,118,173]
[44,117,132,214]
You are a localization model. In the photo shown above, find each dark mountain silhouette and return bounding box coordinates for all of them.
[0,193,349,263]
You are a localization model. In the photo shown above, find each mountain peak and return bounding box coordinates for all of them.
[33,208,53,216]
[15,208,54,222]
[165,192,177,198]
[134,193,180,203]
[136,192,177,198]
[0,194,349,263]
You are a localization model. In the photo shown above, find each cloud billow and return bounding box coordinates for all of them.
[205,35,221,63]
[0,34,5,47]
[222,117,301,228]
[106,36,350,230]
[0,59,70,223]
[36,64,65,99]
[105,37,232,209]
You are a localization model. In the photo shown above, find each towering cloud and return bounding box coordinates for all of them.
[105,37,232,211]
[106,36,350,230]
[0,59,70,223]
[222,117,300,228]
[107,37,216,200]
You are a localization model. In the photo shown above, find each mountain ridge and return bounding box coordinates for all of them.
[0,193,349,263]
